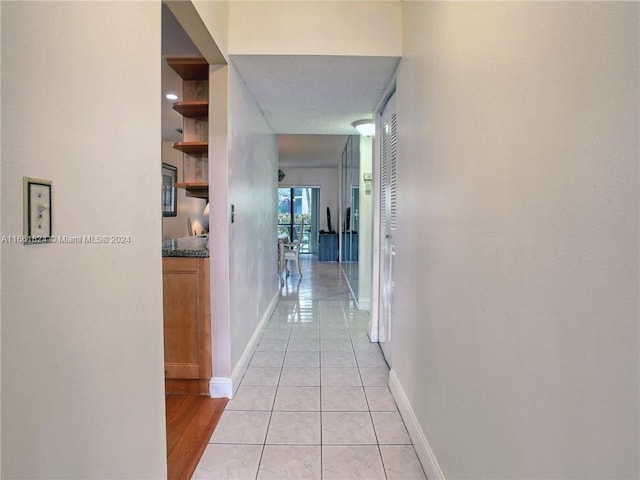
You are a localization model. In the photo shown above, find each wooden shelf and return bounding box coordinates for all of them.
[175,182,208,199]
[172,101,208,118]
[172,142,208,154]
[166,57,208,81]
[166,56,208,197]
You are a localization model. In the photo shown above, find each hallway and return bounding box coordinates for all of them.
[192,256,426,479]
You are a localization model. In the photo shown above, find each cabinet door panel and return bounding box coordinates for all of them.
[163,258,211,380]
[163,272,199,376]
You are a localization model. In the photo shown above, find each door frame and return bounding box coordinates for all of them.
[369,79,397,348]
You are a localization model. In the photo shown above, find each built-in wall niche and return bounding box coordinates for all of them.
[166,57,209,200]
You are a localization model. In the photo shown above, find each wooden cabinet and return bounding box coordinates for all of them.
[163,257,211,395]
[166,57,209,200]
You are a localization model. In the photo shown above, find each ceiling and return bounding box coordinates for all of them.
[162,5,399,168]
[230,55,399,136]
[277,134,350,168]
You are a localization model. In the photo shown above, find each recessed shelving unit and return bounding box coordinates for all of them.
[166,57,209,200]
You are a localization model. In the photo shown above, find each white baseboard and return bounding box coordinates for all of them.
[210,377,233,398]
[356,298,371,310]
[369,315,379,342]
[210,290,280,399]
[389,369,445,480]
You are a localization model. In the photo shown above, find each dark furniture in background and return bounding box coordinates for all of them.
[318,232,338,261]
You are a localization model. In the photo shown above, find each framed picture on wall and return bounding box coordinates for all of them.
[162,163,177,217]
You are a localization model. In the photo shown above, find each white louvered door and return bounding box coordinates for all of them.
[379,92,397,363]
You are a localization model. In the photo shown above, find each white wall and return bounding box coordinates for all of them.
[208,62,279,389]
[278,167,339,232]
[1,2,167,478]
[162,142,209,240]
[357,136,373,308]
[227,64,279,372]
[166,0,226,66]
[0,2,3,466]
[209,65,232,383]
[228,1,401,56]
[192,0,230,61]
[395,2,639,478]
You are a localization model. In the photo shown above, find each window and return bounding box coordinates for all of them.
[277,187,319,254]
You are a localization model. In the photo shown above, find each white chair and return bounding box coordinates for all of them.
[281,220,303,280]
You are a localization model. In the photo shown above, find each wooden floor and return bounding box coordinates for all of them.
[166,394,228,480]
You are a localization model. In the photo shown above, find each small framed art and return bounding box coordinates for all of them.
[162,163,177,217]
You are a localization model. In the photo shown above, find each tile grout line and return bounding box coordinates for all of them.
[252,298,290,480]
[319,302,324,480]
[352,321,391,480]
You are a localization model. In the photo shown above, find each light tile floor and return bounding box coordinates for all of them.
[193,256,426,480]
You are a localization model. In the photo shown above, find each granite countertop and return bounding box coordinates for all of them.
[162,235,209,257]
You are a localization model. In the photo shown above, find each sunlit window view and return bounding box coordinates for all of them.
[277,187,319,254]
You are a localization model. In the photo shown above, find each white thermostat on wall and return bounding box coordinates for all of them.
[23,177,52,244]
[363,173,373,194]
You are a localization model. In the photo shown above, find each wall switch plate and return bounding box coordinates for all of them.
[23,177,52,244]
